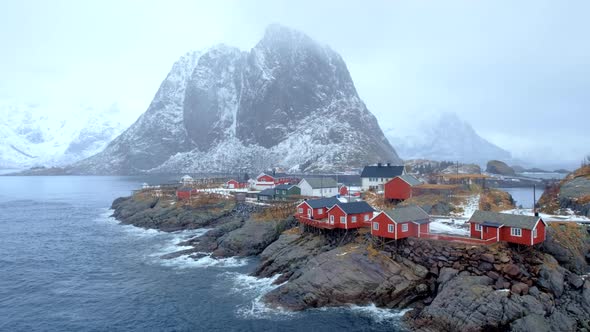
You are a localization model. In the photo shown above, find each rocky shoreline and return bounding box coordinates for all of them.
[111,194,590,331]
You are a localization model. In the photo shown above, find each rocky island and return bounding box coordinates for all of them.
[111,189,590,332]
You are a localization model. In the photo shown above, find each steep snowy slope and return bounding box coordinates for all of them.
[0,102,130,169]
[72,25,400,175]
[385,112,511,164]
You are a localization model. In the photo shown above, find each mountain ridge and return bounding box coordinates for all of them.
[70,25,401,175]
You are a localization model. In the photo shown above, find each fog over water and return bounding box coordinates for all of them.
[1,1,588,168]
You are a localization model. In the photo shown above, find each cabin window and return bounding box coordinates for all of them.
[351,216,357,223]
[511,227,522,237]
[533,228,538,238]
[388,224,394,233]
[373,222,379,230]
[401,224,408,232]
[475,224,482,231]
[340,216,346,224]
[364,215,370,221]
[298,208,303,214]
[318,208,323,214]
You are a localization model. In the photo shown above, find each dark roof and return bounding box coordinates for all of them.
[263,172,290,178]
[361,165,405,178]
[384,205,430,223]
[177,187,193,192]
[336,175,362,186]
[275,184,297,190]
[301,177,339,189]
[469,210,541,230]
[333,201,375,214]
[396,174,422,186]
[258,188,275,196]
[304,197,341,209]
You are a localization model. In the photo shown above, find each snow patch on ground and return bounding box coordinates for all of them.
[451,194,480,218]
[502,208,590,222]
[430,219,470,236]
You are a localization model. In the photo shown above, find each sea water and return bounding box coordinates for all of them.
[0,176,405,331]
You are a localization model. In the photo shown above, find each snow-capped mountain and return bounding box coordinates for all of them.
[0,102,131,169]
[72,24,401,175]
[385,112,511,164]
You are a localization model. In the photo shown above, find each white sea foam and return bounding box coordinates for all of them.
[160,253,250,269]
[225,272,295,319]
[346,304,410,323]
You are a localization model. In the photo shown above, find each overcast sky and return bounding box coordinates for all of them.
[1,0,588,168]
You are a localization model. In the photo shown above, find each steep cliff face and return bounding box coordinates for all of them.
[71,24,401,175]
[539,166,590,217]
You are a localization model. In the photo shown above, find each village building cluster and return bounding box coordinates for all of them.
[169,163,546,246]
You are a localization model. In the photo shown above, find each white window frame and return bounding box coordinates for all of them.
[475,224,482,231]
[533,228,538,238]
[298,207,303,214]
[340,216,346,224]
[373,222,379,230]
[351,216,357,223]
[364,214,370,222]
[511,227,522,237]
[318,208,323,214]
[388,224,394,233]
[401,224,409,232]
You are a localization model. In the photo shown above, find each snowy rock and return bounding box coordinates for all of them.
[70,25,401,175]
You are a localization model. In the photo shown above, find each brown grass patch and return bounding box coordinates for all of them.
[479,189,515,212]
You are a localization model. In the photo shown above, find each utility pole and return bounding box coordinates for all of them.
[533,184,536,215]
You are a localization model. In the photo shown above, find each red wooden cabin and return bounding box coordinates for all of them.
[384,175,422,201]
[226,179,246,189]
[296,197,341,220]
[326,201,375,229]
[176,187,196,200]
[468,210,546,245]
[371,205,430,240]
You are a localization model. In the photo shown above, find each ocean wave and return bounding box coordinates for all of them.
[346,304,410,323]
[225,272,295,320]
[159,253,250,269]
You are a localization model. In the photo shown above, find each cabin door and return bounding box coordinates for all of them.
[307,209,312,218]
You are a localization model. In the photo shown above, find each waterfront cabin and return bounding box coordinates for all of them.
[274,184,301,201]
[226,178,248,189]
[361,163,405,191]
[384,175,422,201]
[254,172,299,190]
[296,197,340,220]
[326,201,375,229]
[468,210,546,245]
[371,205,431,240]
[176,187,196,200]
[298,178,339,197]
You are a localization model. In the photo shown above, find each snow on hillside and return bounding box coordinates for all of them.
[385,112,511,164]
[0,101,133,169]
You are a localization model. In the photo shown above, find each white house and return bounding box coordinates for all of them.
[360,163,405,191]
[298,177,339,197]
[180,175,195,186]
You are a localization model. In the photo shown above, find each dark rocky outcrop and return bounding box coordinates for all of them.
[110,195,238,232]
[539,165,590,217]
[486,160,516,176]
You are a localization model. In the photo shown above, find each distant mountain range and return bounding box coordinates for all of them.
[385,112,511,165]
[0,102,130,169]
[68,24,401,175]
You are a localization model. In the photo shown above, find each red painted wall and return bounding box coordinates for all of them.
[339,186,348,196]
[384,177,412,200]
[470,223,482,239]
[227,180,239,188]
[499,227,533,245]
[371,213,397,238]
[295,201,333,220]
[533,222,546,245]
[177,191,192,200]
[258,175,274,182]
[396,221,418,239]
[327,205,346,229]
[419,223,430,237]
